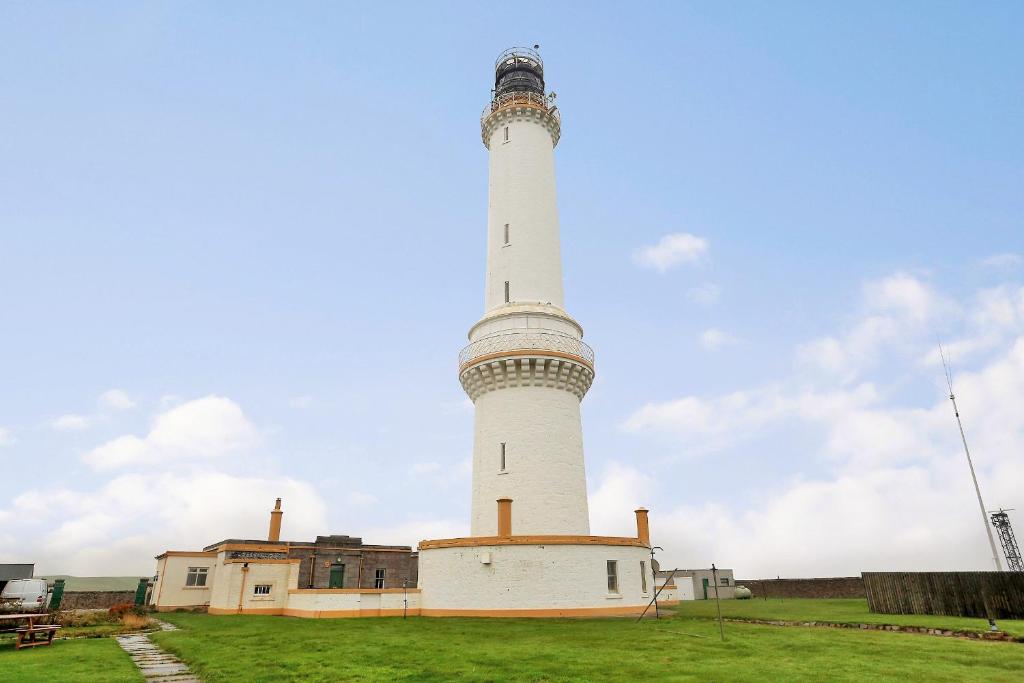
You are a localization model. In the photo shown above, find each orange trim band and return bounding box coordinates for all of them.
[282,608,420,619]
[209,606,285,616]
[288,588,421,595]
[419,605,646,618]
[418,535,648,550]
[155,551,217,559]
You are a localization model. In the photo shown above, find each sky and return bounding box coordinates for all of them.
[1,2,1022,578]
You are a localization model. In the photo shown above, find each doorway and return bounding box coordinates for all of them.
[329,563,345,589]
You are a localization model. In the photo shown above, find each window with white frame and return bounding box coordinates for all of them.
[606,560,619,593]
[185,567,208,587]
[721,577,730,586]
[640,561,648,593]
[374,568,386,589]
[253,584,272,596]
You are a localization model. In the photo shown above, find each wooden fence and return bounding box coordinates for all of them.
[863,572,1024,619]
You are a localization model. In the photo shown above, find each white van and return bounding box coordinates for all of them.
[0,578,50,610]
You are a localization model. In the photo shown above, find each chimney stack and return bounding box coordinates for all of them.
[634,508,650,546]
[268,498,283,542]
[497,498,513,538]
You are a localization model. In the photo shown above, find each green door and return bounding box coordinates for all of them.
[329,564,345,588]
[702,578,709,599]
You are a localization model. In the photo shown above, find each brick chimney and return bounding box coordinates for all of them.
[268,498,283,542]
[497,498,513,538]
[635,508,650,546]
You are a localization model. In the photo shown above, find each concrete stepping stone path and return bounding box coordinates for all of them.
[116,621,199,682]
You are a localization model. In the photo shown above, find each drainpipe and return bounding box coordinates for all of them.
[237,563,250,614]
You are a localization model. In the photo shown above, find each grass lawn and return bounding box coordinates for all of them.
[152,606,1024,682]
[0,637,142,682]
[679,598,1024,638]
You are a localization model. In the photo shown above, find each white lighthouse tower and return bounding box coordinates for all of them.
[417,48,660,617]
[463,48,592,537]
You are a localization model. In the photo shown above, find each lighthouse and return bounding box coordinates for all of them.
[417,48,660,617]
[461,48,593,537]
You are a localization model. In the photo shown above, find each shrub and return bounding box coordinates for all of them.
[108,603,135,618]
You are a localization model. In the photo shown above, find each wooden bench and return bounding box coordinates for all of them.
[15,624,61,649]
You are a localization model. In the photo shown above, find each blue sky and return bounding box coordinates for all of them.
[1,2,1021,576]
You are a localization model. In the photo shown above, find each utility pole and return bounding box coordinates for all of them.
[940,346,1003,571]
[711,564,725,641]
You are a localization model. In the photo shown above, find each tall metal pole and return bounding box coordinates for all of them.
[941,346,1003,571]
[711,564,725,641]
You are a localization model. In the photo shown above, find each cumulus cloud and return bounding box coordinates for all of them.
[686,282,721,306]
[633,233,708,272]
[99,388,135,411]
[700,328,738,351]
[0,472,328,575]
[84,396,259,469]
[616,273,1024,575]
[52,414,91,431]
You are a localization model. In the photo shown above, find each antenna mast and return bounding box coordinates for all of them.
[990,509,1023,572]
[939,344,1003,571]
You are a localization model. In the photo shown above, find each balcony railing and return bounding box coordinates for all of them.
[481,91,560,126]
[459,331,594,368]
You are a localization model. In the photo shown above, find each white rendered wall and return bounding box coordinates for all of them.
[152,555,217,609]
[418,544,651,612]
[484,116,564,311]
[471,385,589,536]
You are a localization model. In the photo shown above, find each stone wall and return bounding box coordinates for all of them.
[735,577,865,599]
[58,591,136,610]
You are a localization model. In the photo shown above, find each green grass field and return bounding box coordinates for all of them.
[0,638,142,682]
[679,598,1024,638]
[4,599,1023,681]
[148,601,1024,682]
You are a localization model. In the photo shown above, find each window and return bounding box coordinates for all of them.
[374,568,386,589]
[504,126,509,142]
[640,561,648,593]
[500,442,506,471]
[504,223,510,245]
[606,560,619,593]
[721,577,730,586]
[185,567,208,587]
[504,281,510,303]
[253,584,272,596]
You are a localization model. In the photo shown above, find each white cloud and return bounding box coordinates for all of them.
[99,389,135,411]
[0,471,328,575]
[633,233,708,272]
[617,272,1024,575]
[981,253,1023,269]
[84,395,259,470]
[52,414,91,431]
[686,282,721,306]
[700,328,738,351]
[0,427,13,447]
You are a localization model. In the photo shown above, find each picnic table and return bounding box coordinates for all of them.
[0,613,61,649]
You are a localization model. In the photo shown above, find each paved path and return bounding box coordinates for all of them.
[116,620,199,682]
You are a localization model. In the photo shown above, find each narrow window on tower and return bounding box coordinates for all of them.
[504,223,510,245]
[504,126,509,142]
[499,442,506,472]
[504,281,510,303]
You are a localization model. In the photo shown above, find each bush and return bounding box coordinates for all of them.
[55,610,116,627]
[108,603,147,618]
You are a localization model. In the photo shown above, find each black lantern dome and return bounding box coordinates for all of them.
[494,47,545,97]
